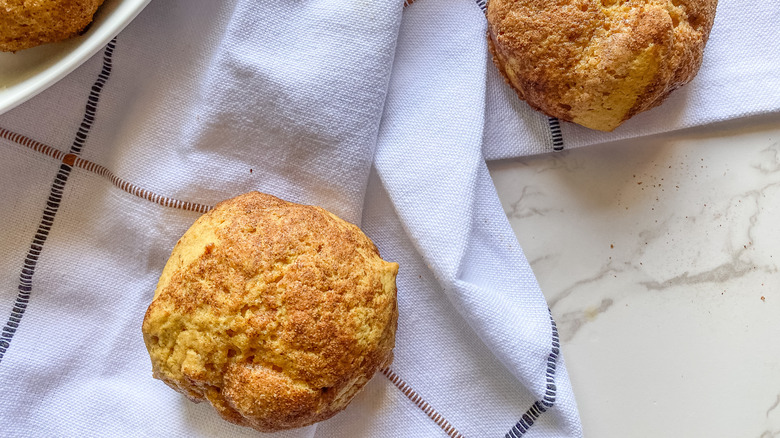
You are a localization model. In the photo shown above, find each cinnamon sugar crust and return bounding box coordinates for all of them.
[487,0,718,131]
[142,192,398,432]
[1,0,105,52]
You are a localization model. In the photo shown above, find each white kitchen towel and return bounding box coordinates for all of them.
[0,0,580,437]
[372,1,580,436]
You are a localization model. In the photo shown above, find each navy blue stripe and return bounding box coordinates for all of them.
[505,311,560,438]
[0,38,117,365]
[548,117,565,151]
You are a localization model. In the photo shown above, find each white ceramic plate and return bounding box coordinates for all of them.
[0,0,151,116]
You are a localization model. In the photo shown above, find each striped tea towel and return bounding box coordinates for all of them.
[0,0,581,437]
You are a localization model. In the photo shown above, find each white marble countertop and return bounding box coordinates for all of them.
[489,115,780,438]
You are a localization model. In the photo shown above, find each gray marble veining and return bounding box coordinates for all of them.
[490,117,780,437]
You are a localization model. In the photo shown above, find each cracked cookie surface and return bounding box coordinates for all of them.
[487,0,718,131]
[142,191,398,432]
[1,0,105,52]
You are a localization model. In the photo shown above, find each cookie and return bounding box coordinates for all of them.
[1,0,105,52]
[487,0,718,131]
[142,192,399,432]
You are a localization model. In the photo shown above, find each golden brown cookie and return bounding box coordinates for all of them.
[487,0,718,131]
[142,192,399,432]
[0,0,105,52]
